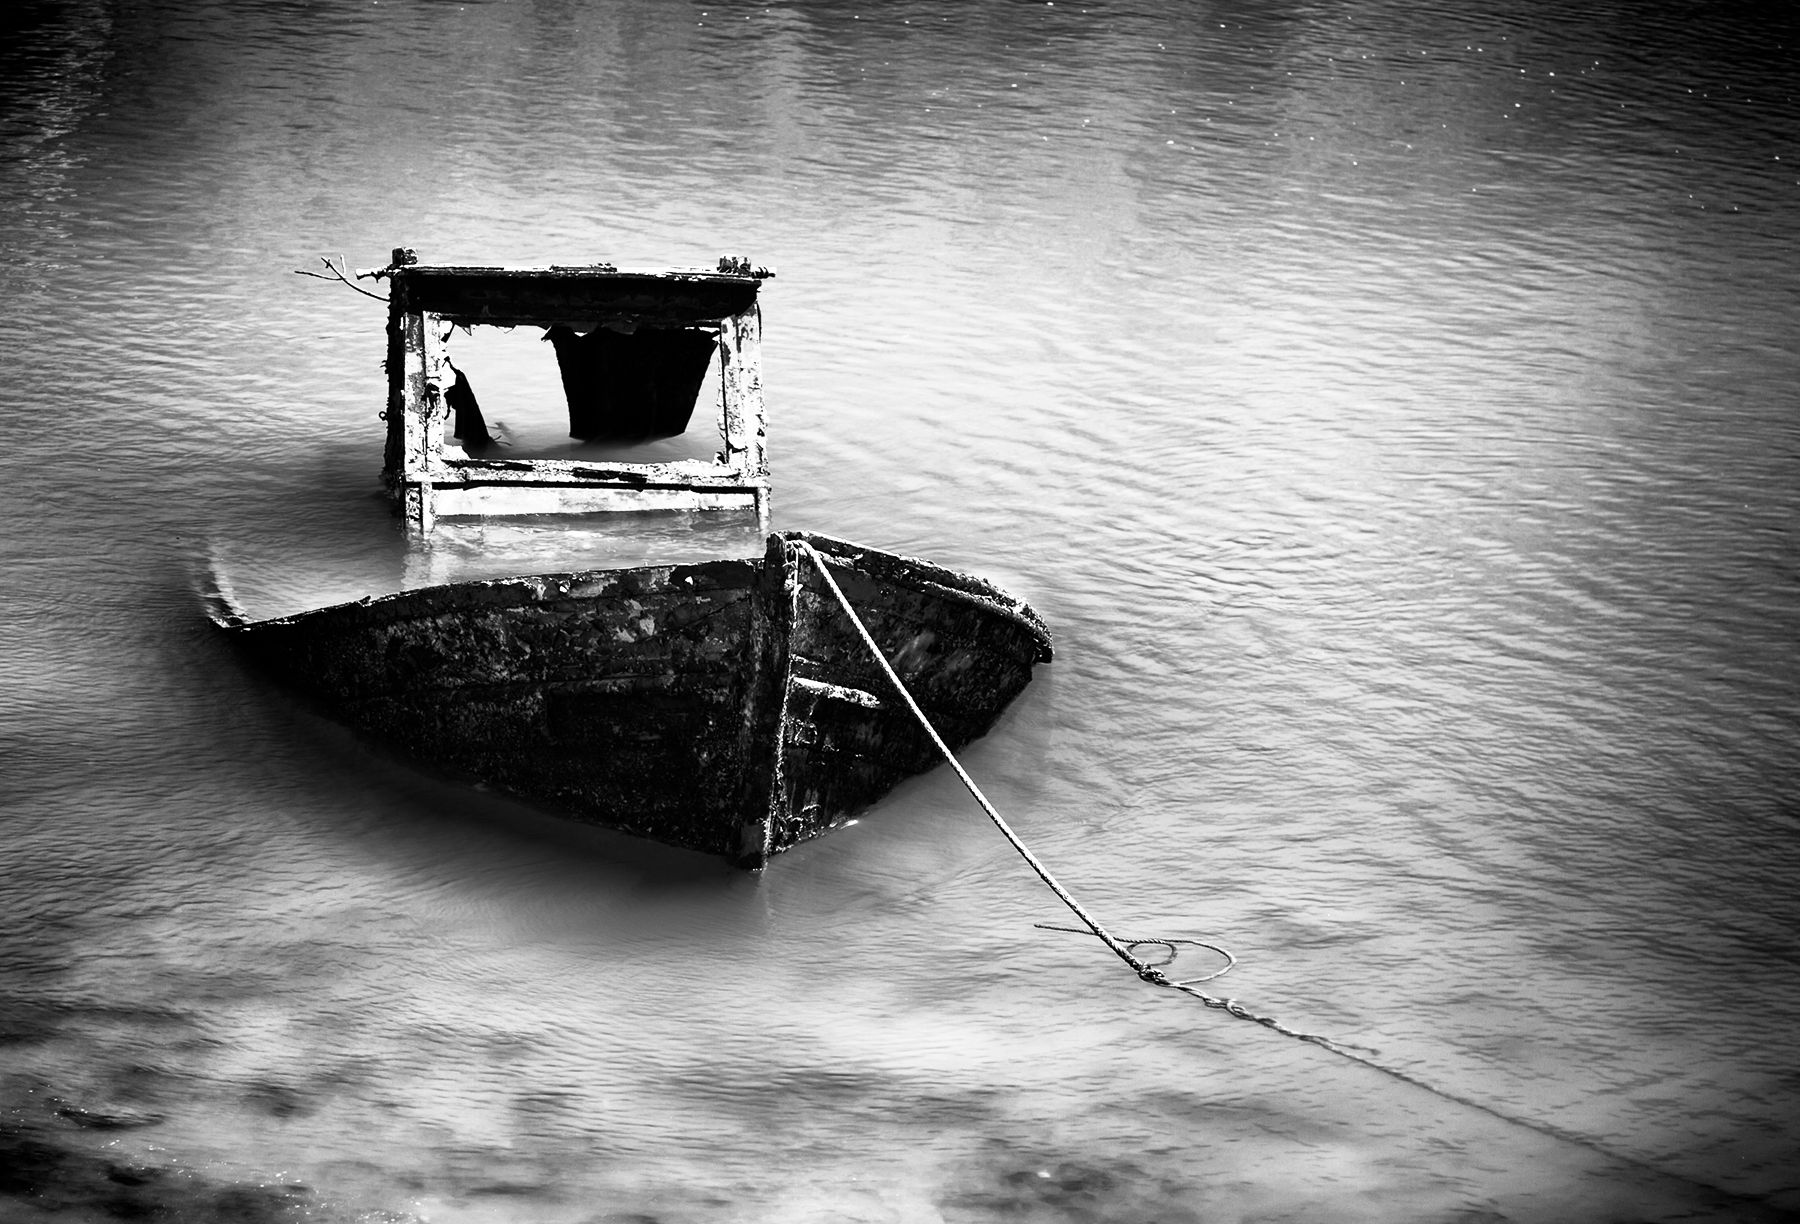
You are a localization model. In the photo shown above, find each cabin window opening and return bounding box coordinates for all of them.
[434,321,726,465]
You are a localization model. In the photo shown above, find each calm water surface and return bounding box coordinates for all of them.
[3,1,1798,1221]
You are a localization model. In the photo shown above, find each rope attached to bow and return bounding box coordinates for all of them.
[789,540,1778,1208]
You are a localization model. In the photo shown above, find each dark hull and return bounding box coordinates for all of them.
[211,533,1052,867]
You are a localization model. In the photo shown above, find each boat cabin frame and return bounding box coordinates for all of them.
[380,252,773,536]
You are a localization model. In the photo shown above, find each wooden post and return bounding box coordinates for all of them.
[420,313,453,472]
[404,483,434,535]
[383,296,406,484]
[718,304,768,486]
[398,310,442,536]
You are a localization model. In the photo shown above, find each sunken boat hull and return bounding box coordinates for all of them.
[211,533,1052,867]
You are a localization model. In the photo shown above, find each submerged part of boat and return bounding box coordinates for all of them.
[208,532,1052,868]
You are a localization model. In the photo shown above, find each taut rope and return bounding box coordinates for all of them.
[791,542,1164,982]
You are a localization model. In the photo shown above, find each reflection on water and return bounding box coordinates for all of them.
[2,0,1798,1220]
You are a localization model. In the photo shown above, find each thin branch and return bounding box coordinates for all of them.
[293,254,388,302]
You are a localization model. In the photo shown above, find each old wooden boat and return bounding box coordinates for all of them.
[209,532,1053,868]
[220,250,1051,865]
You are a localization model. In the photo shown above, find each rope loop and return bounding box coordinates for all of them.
[1034,923,1236,984]
[1127,939,1178,965]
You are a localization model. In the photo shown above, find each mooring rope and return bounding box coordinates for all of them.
[792,540,1163,985]
[792,540,1780,1207]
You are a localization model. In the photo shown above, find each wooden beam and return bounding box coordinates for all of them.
[719,304,769,483]
[432,456,763,488]
[398,311,437,535]
[390,267,763,328]
[426,484,762,518]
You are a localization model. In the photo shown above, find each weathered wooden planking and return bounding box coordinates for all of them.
[432,456,762,486]
[214,534,1051,867]
[223,558,766,859]
[756,534,1053,858]
[430,485,762,520]
[717,306,769,485]
[388,266,763,328]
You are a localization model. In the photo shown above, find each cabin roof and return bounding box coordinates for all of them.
[385,260,772,328]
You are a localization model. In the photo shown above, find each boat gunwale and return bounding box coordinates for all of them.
[781,532,1054,662]
[205,533,1050,663]
[205,557,758,632]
